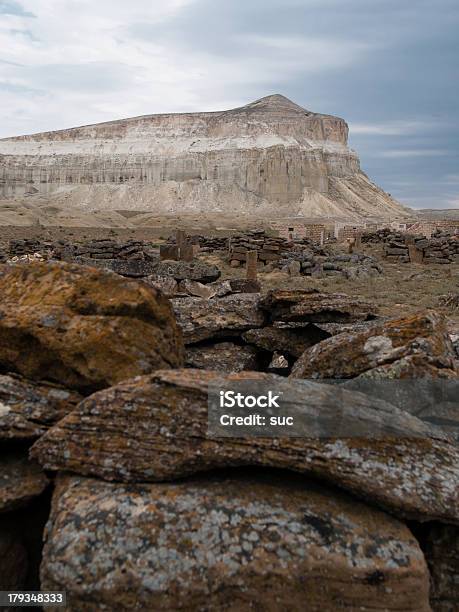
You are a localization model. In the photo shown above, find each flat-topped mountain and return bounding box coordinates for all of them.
[0,94,410,221]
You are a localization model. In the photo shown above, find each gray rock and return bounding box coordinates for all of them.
[40,473,430,611]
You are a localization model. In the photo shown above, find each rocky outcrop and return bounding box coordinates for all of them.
[40,473,430,611]
[0,261,184,391]
[290,310,457,379]
[0,95,410,221]
[0,374,81,440]
[31,369,459,523]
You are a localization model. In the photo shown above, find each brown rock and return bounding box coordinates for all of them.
[422,523,459,611]
[41,473,430,611]
[290,310,456,379]
[0,373,81,440]
[260,289,376,323]
[0,530,27,590]
[0,262,184,391]
[242,324,329,358]
[31,370,459,522]
[185,342,259,372]
[0,453,48,513]
[172,294,266,344]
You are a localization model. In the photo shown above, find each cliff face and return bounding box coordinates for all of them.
[0,94,409,220]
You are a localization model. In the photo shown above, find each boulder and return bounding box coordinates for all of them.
[0,262,184,391]
[31,370,459,523]
[0,373,81,440]
[422,523,459,611]
[41,473,430,611]
[185,342,259,372]
[242,324,330,358]
[148,260,221,284]
[0,453,48,513]
[290,310,457,379]
[260,289,376,323]
[0,530,27,590]
[172,294,266,344]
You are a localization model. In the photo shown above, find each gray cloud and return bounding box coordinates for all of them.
[0,0,458,209]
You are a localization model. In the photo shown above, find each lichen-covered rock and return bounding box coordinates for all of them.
[0,453,48,513]
[0,529,27,590]
[41,473,430,611]
[290,310,457,379]
[31,369,459,523]
[0,373,81,440]
[0,262,184,391]
[421,523,459,612]
[260,289,376,323]
[185,342,259,372]
[172,294,265,343]
[242,324,330,358]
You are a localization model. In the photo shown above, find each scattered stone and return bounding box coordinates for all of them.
[290,310,456,380]
[185,342,259,372]
[40,473,430,611]
[31,369,459,522]
[0,374,81,440]
[0,262,184,391]
[260,289,376,323]
[172,294,265,343]
[0,454,49,513]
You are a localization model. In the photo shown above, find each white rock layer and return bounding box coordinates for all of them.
[0,95,410,220]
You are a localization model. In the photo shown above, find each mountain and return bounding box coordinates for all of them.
[0,94,411,221]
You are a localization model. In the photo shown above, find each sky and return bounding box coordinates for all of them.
[0,0,458,210]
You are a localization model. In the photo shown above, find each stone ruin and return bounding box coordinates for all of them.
[363,228,459,264]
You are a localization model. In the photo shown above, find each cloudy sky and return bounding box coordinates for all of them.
[1,0,458,209]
